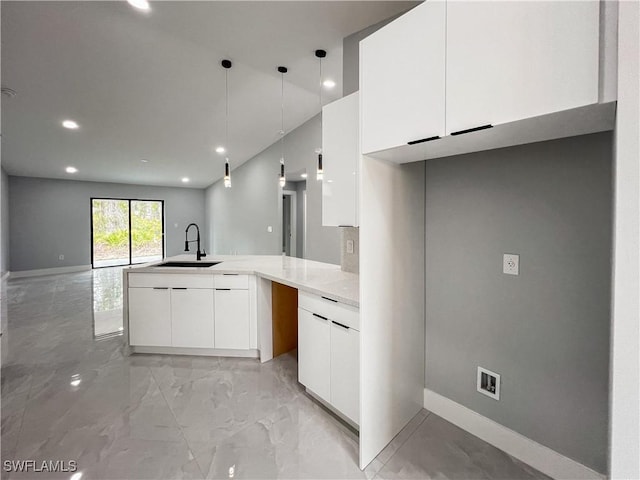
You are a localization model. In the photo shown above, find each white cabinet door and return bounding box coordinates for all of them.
[128,287,171,346]
[298,308,331,402]
[214,289,250,349]
[360,0,446,154]
[330,322,360,424]
[322,92,359,227]
[446,0,600,134]
[171,288,214,348]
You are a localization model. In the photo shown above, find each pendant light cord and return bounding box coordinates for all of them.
[319,56,322,110]
[225,68,229,149]
[280,70,285,158]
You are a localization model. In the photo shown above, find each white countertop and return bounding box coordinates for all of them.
[126,254,359,307]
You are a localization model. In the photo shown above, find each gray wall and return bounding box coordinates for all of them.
[9,176,205,271]
[425,132,612,473]
[206,114,340,264]
[1,168,9,274]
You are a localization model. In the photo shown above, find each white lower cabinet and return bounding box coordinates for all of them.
[330,322,360,424]
[171,288,214,348]
[298,308,331,402]
[127,273,253,353]
[298,292,360,424]
[215,289,250,349]
[128,287,171,346]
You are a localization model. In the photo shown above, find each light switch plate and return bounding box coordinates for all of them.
[267,226,273,233]
[503,254,519,275]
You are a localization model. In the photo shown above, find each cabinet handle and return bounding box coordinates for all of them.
[172,287,187,290]
[216,288,231,291]
[331,320,350,330]
[223,273,239,276]
[338,225,354,228]
[407,135,441,145]
[321,296,338,303]
[312,313,328,321]
[450,124,493,136]
[153,287,169,290]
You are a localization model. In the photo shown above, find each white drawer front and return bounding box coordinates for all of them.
[128,273,214,289]
[298,291,359,331]
[214,274,249,289]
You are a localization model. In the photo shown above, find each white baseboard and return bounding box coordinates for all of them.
[9,264,92,278]
[423,389,605,480]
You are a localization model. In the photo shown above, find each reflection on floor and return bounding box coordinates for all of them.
[92,267,124,338]
[0,272,548,479]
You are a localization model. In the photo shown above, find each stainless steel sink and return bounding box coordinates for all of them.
[153,261,221,268]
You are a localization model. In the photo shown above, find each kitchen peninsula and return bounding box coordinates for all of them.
[123,254,361,424]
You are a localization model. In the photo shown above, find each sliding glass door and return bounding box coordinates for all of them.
[91,198,164,268]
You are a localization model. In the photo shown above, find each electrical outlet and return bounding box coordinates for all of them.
[267,226,273,233]
[503,253,519,275]
[346,240,354,254]
[477,367,500,400]
[58,254,64,261]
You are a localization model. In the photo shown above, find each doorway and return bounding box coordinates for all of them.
[91,198,164,268]
[282,190,297,257]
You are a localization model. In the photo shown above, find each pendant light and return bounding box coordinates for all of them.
[315,49,326,181]
[277,66,288,188]
[222,59,232,188]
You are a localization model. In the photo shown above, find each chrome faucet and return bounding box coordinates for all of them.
[184,223,206,261]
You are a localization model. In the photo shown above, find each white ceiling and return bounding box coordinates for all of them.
[1,1,415,188]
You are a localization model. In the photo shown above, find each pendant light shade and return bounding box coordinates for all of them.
[277,66,288,187]
[315,49,326,181]
[279,158,286,188]
[222,59,232,188]
[224,158,231,188]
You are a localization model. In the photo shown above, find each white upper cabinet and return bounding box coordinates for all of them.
[359,0,615,164]
[322,91,360,227]
[360,0,446,154]
[445,0,601,135]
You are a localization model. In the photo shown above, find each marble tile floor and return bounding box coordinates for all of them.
[1,270,549,480]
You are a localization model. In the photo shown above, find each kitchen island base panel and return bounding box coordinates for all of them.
[129,346,259,358]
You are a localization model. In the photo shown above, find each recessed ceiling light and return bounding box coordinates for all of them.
[216,146,225,154]
[301,173,308,179]
[140,159,149,163]
[127,0,150,11]
[323,80,336,89]
[181,177,190,183]
[62,120,79,130]
[66,166,78,174]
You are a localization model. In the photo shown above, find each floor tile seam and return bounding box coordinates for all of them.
[147,363,207,479]
[376,411,432,473]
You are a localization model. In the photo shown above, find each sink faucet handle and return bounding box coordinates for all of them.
[201,249,207,258]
